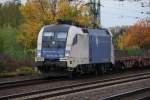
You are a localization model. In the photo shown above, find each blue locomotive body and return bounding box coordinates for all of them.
[35,24,114,75]
[88,29,113,64]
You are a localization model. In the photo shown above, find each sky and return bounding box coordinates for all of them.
[0,0,26,4]
[0,0,149,27]
[101,0,149,27]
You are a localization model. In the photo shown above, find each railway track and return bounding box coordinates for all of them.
[0,75,64,90]
[1,71,150,100]
[103,86,150,100]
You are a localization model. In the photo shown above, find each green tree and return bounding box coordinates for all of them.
[0,1,22,27]
[0,36,3,52]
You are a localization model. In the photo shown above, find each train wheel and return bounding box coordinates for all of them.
[37,65,43,73]
[94,66,99,76]
[109,63,114,72]
[132,61,139,69]
[68,71,73,78]
[100,64,107,74]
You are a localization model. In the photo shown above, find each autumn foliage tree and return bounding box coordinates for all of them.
[117,19,150,50]
[17,0,53,49]
[17,0,92,50]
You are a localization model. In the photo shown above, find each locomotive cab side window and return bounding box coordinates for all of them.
[72,35,78,45]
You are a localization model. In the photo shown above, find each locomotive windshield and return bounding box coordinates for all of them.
[42,32,67,49]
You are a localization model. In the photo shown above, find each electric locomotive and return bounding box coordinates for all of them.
[35,22,114,76]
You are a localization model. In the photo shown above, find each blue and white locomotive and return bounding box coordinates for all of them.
[35,23,114,75]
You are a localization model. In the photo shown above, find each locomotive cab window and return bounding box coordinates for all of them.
[56,32,67,39]
[43,32,54,37]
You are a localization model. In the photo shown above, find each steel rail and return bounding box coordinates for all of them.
[1,72,150,100]
[0,75,56,90]
[102,87,150,100]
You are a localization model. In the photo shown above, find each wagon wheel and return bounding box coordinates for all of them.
[115,61,124,71]
[120,62,126,71]
[139,61,144,68]
[132,61,140,68]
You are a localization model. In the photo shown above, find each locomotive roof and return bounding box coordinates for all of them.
[82,28,112,36]
[43,24,71,32]
[42,24,112,36]
[88,29,111,36]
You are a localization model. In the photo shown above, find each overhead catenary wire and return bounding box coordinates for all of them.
[101,4,147,15]
[101,10,145,20]
[99,2,148,20]
[101,0,150,19]
[102,12,147,20]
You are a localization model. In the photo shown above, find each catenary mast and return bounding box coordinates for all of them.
[70,0,101,27]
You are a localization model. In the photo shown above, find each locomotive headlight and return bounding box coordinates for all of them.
[37,51,41,57]
[35,51,44,61]
[65,50,70,56]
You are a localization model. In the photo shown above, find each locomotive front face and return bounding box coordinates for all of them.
[35,25,70,73]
